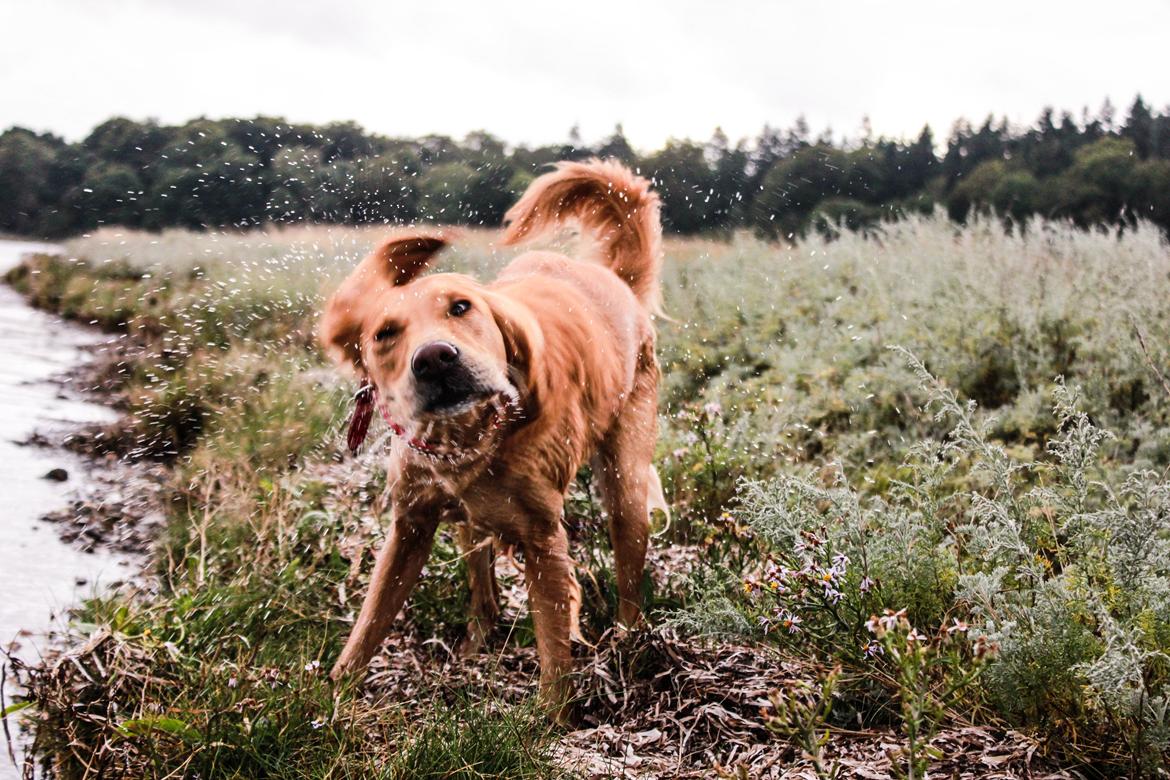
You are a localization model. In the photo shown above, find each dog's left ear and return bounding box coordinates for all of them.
[482,290,543,384]
[319,229,451,372]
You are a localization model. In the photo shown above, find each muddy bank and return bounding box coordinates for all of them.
[0,240,148,778]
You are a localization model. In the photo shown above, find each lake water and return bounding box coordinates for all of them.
[0,240,127,778]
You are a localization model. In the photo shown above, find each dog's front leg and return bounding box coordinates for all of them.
[522,522,577,721]
[331,507,440,680]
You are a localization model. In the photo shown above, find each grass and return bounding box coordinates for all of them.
[5,215,1170,776]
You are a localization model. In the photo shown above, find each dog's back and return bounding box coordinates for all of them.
[495,160,665,450]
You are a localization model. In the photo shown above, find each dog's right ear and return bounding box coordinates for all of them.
[319,229,450,372]
[369,229,450,287]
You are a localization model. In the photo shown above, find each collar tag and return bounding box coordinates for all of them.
[346,383,376,454]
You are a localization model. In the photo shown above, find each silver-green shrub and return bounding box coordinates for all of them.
[687,348,1170,769]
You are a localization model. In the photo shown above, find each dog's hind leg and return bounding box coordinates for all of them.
[456,525,499,657]
[595,355,658,630]
[522,518,576,721]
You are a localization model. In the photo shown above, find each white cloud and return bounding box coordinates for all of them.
[2,0,1167,150]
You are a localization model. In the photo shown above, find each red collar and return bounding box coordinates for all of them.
[346,384,377,454]
[347,383,435,454]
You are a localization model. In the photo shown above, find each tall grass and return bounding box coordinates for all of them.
[6,215,1170,775]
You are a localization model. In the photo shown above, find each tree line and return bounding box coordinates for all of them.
[2,96,1168,240]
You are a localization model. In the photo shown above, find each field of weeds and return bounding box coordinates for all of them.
[5,216,1170,778]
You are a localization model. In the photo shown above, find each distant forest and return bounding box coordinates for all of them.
[2,96,1169,240]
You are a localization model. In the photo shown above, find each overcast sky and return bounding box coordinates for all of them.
[3,0,1168,150]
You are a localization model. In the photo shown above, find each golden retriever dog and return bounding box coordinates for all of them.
[319,159,668,713]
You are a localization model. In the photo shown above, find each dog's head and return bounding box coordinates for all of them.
[320,230,538,458]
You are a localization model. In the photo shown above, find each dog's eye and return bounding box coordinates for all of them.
[449,299,472,317]
[373,323,399,343]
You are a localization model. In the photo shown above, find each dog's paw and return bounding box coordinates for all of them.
[329,657,360,682]
[457,624,489,658]
[456,637,482,658]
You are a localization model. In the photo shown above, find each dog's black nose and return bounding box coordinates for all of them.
[412,341,460,379]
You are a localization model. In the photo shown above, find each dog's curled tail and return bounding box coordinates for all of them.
[503,159,664,315]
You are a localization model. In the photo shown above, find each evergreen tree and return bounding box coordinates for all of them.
[597,124,636,164]
[1,97,1167,239]
[1124,95,1154,158]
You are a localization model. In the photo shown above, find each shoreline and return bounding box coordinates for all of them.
[0,241,158,779]
[3,251,165,559]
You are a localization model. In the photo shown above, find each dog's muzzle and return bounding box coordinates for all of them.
[411,340,492,414]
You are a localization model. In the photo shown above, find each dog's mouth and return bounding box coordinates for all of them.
[413,358,503,418]
[346,382,516,463]
[420,383,498,417]
[405,391,515,458]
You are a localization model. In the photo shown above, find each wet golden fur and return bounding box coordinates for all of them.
[319,160,667,714]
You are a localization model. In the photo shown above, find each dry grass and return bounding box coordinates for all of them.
[5,215,1170,777]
